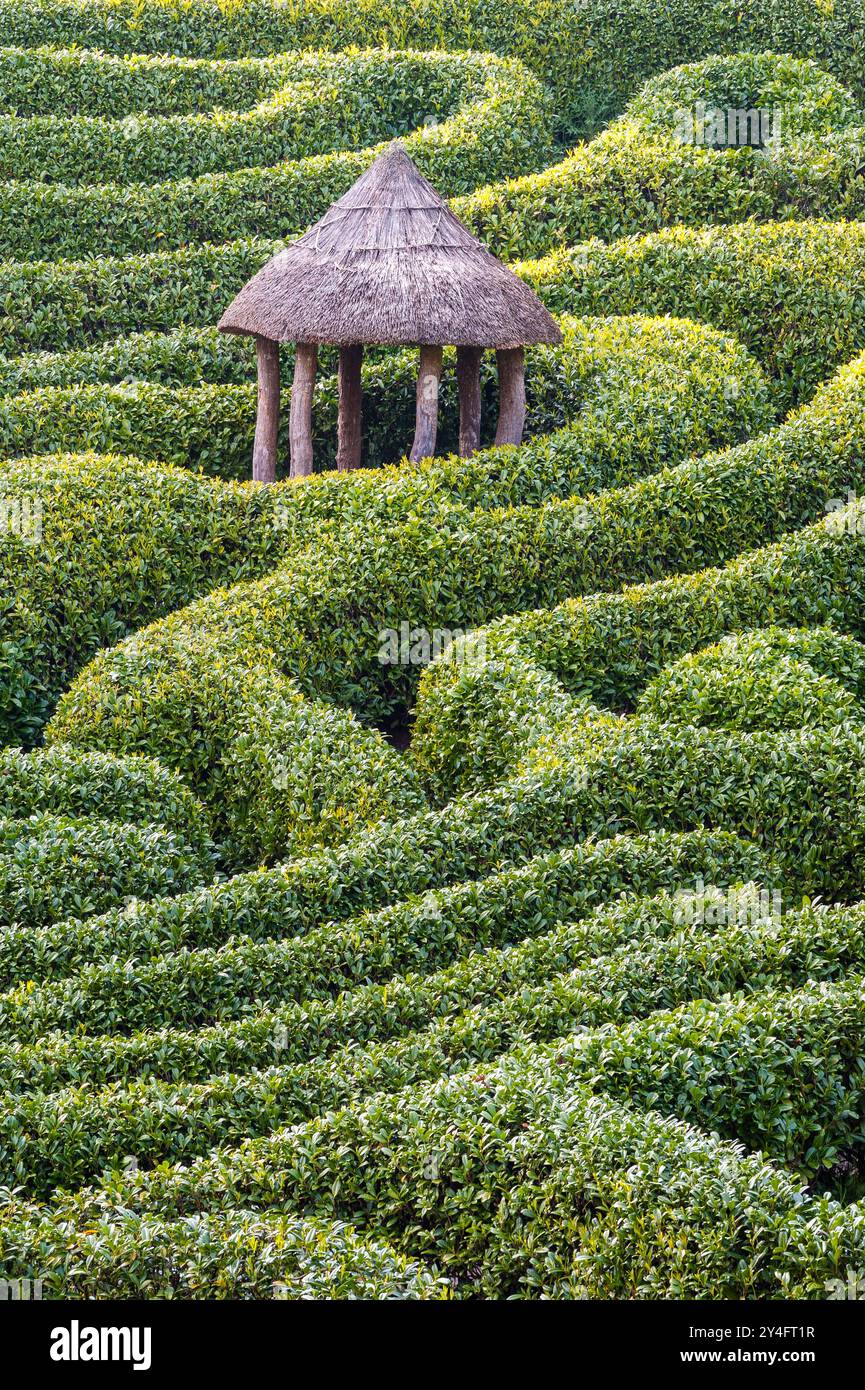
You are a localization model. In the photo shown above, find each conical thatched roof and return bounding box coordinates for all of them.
[218,143,562,349]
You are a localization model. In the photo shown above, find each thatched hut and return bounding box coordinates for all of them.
[218,141,562,482]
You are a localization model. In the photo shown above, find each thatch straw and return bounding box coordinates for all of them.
[218,142,562,349]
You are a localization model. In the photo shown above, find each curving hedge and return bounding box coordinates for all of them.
[5,0,865,140]
[6,1207,451,1300]
[0,813,212,927]
[19,888,865,1198]
[0,51,551,259]
[0,745,211,855]
[0,832,768,1042]
[0,49,495,184]
[412,497,865,800]
[5,52,865,265]
[0,311,769,477]
[8,1023,865,1300]
[520,219,865,413]
[6,1,865,1300]
[457,53,865,263]
[48,345,865,864]
[636,625,865,729]
[0,843,774,1093]
[0,238,278,357]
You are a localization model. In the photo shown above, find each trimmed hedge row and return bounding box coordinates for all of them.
[624,49,862,142]
[636,625,865,729]
[412,699,865,896]
[47,348,865,863]
[0,44,287,116]
[459,115,865,264]
[416,622,865,797]
[0,832,767,1041]
[3,290,829,751]
[520,219,865,413]
[12,1025,865,1299]
[6,0,865,140]
[0,328,255,394]
[0,824,761,995]
[39,317,776,861]
[0,55,551,259]
[0,813,211,928]
[0,451,297,742]
[3,1206,451,1300]
[0,849,774,1092]
[0,49,491,184]
[412,493,865,801]
[19,888,865,1197]
[5,219,864,415]
[0,313,767,478]
[6,51,865,265]
[0,320,749,735]
[456,53,865,263]
[0,746,211,858]
[0,826,766,993]
[570,976,865,1175]
[479,1089,865,1299]
[0,238,278,357]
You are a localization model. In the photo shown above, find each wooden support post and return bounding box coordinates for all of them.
[252,336,280,484]
[494,347,526,448]
[289,343,317,478]
[336,344,363,472]
[456,346,482,458]
[409,344,443,463]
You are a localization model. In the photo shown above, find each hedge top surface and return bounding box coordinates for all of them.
[218,141,562,349]
[626,51,863,145]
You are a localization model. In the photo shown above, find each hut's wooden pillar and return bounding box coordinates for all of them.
[252,336,280,484]
[289,343,318,478]
[494,347,526,448]
[456,347,482,459]
[409,345,443,463]
[336,344,363,472]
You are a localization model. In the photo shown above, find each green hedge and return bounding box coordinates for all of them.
[5,1207,451,1300]
[569,976,865,1175]
[0,310,769,480]
[520,219,865,413]
[0,832,766,1041]
[482,1090,865,1299]
[0,238,277,357]
[0,44,284,117]
[0,452,296,742]
[636,625,865,729]
[626,50,862,141]
[0,55,551,259]
[12,1023,865,1299]
[0,813,211,928]
[9,917,865,1199]
[413,489,865,799]
[0,840,772,1091]
[0,302,798,752]
[454,51,865,261]
[0,826,760,996]
[5,51,864,265]
[0,49,490,184]
[41,316,774,861]
[0,745,211,858]
[50,343,865,865]
[6,0,865,140]
[23,885,865,1198]
[0,328,255,394]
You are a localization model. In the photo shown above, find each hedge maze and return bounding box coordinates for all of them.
[2,0,865,1299]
